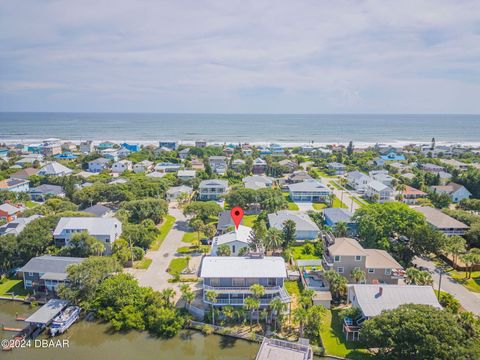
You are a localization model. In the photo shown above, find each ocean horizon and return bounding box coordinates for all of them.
[1,112,479,146]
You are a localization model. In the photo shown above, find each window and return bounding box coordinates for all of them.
[232,245,236,254]
[232,278,245,287]
[368,268,375,273]
[337,267,344,274]
[27,272,34,276]
[334,255,341,262]
[385,268,392,275]
[355,255,362,261]
[25,280,32,287]
[267,278,277,286]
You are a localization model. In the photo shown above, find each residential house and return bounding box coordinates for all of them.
[0,215,42,236]
[61,142,77,152]
[211,225,251,256]
[327,162,347,175]
[268,210,320,240]
[79,140,93,154]
[53,217,122,254]
[401,185,427,205]
[287,180,331,202]
[0,178,30,193]
[87,158,110,173]
[97,141,115,150]
[120,143,141,152]
[190,158,205,171]
[38,162,73,176]
[19,255,85,293]
[133,160,154,174]
[441,159,469,171]
[374,152,406,167]
[112,160,133,173]
[55,152,78,160]
[166,185,193,201]
[200,256,290,308]
[159,141,178,150]
[369,170,394,187]
[117,148,131,158]
[217,210,244,234]
[9,168,39,180]
[323,208,357,235]
[438,171,453,184]
[415,206,469,236]
[195,141,207,148]
[269,144,285,156]
[41,139,62,157]
[177,170,196,181]
[29,184,65,201]
[0,202,25,222]
[231,159,246,171]
[83,204,114,218]
[100,148,119,162]
[155,162,182,173]
[422,163,444,173]
[365,180,393,203]
[287,170,312,184]
[198,179,228,201]
[252,158,267,174]
[323,237,404,284]
[431,182,471,203]
[347,284,441,320]
[15,154,44,167]
[278,159,297,172]
[178,148,191,159]
[146,171,167,178]
[255,338,313,360]
[243,175,274,190]
[209,156,228,175]
[346,171,371,192]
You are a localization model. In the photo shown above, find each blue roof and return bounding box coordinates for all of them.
[380,152,405,161]
[54,152,78,159]
[323,208,354,224]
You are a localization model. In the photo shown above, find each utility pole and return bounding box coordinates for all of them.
[437,266,443,298]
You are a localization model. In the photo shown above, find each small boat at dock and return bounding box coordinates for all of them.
[49,306,81,336]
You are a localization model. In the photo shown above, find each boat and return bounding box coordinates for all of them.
[49,306,81,336]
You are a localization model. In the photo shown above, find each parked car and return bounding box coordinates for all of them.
[200,238,212,245]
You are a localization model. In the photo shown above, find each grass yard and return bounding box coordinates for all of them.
[133,258,152,269]
[243,214,258,227]
[332,197,348,209]
[312,203,327,210]
[284,280,302,298]
[182,231,205,244]
[433,258,480,293]
[0,279,29,298]
[291,244,321,260]
[167,257,188,275]
[283,193,300,211]
[150,215,176,250]
[351,196,366,208]
[320,309,371,359]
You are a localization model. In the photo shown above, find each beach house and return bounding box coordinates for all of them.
[159,141,178,150]
[112,160,133,173]
[211,225,252,256]
[0,215,42,236]
[133,160,154,173]
[178,148,190,159]
[79,140,93,154]
[200,255,290,308]
[365,180,393,203]
[415,206,469,236]
[323,208,357,235]
[198,179,228,201]
[252,158,267,174]
[0,178,30,193]
[401,185,427,205]
[38,162,73,176]
[346,171,371,192]
[29,184,65,201]
[287,180,331,202]
[53,217,122,254]
[243,175,274,190]
[208,156,228,175]
[268,211,320,240]
[87,158,110,173]
[431,182,471,203]
[166,185,193,201]
[327,162,347,175]
[0,202,25,222]
[177,170,196,181]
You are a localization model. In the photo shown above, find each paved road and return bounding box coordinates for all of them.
[319,177,364,212]
[128,204,201,298]
[413,257,480,315]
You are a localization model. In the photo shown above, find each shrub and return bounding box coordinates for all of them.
[303,243,314,255]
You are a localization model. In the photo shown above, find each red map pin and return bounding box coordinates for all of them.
[230,206,244,230]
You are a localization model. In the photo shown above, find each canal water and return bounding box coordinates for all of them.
[1,300,259,360]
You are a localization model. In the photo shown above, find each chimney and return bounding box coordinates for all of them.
[378,286,383,296]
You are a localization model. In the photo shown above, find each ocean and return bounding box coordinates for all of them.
[0,113,479,146]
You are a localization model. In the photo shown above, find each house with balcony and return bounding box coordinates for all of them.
[0,215,42,236]
[287,170,312,184]
[200,256,290,308]
[159,141,178,150]
[209,156,228,175]
[198,179,228,201]
[29,184,65,201]
[0,202,25,222]
[421,163,444,173]
[120,142,141,152]
[415,206,469,236]
[323,236,404,284]
[166,185,193,201]
[287,180,331,202]
[401,185,427,205]
[88,158,110,173]
[327,162,347,175]
[365,180,393,203]
[155,162,182,173]
[431,182,471,203]
[323,208,357,235]
[19,255,85,294]
[177,169,196,181]
[0,178,30,193]
[211,225,251,256]
[79,140,93,154]
[133,160,154,173]
[112,160,133,173]
[252,158,267,174]
[346,171,371,192]
[53,217,122,254]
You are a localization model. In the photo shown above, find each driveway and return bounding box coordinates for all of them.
[128,203,199,299]
[295,202,313,211]
[413,257,480,315]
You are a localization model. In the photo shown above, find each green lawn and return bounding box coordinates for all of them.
[351,197,366,208]
[284,280,302,298]
[433,258,480,293]
[332,197,348,209]
[150,215,176,250]
[283,193,300,211]
[320,309,371,359]
[243,214,258,227]
[167,257,188,275]
[330,180,342,189]
[133,258,152,269]
[177,245,210,254]
[182,231,205,244]
[312,203,327,210]
[291,244,321,260]
[25,201,37,208]
[0,279,29,298]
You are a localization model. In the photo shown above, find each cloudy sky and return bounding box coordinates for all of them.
[1,0,479,113]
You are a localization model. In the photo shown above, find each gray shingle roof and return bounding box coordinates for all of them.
[268,211,320,232]
[19,255,84,274]
[323,208,354,224]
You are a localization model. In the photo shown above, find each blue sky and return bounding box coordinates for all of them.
[1,0,479,113]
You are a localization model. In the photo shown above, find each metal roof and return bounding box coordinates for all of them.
[200,256,287,278]
[25,299,70,325]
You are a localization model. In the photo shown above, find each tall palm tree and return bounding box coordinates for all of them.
[244,297,260,329]
[334,221,348,237]
[250,284,265,324]
[222,306,235,324]
[269,298,285,332]
[92,241,105,256]
[205,290,218,325]
[300,289,315,309]
[263,228,283,253]
[350,268,366,284]
[293,307,308,338]
[461,249,480,279]
[160,288,176,307]
[180,284,194,309]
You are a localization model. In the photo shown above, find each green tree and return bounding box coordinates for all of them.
[282,219,296,249]
[189,218,204,247]
[269,298,286,332]
[361,304,479,359]
[249,219,267,252]
[323,270,348,301]
[244,296,260,328]
[438,292,461,313]
[183,201,222,222]
[202,223,217,240]
[350,268,366,284]
[444,235,467,267]
[405,267,433,285]
[250,284,265,325]
[461,248,480,279]
[205,290,218,325]
[333,221,348,237]
[62,231,105,257]
[120,198,168,224]
[263,228,283,252]
[293,307,308,337]
[216,244,231,256]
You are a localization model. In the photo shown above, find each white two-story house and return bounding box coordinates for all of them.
[198,179,228,201]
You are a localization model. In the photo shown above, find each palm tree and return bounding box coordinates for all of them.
[244,297,260,329]
[260,308,269,333]
[160,288,176,307]
[263,228,283,253]
[405,267,433,285]
[324,270,347,301]
[269,298,285,332]
[205,290,218,325]
[461,249,480,279]
[250,284,265,324]
[293,307,308,337]
[334,221,348,237]
[350,268,366,284]
[446,236,466,268]
[91,241,105,256]
[222,306,235,324]
[300,289,315,309]
[189,218,204,248]
[180,284,194,309]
